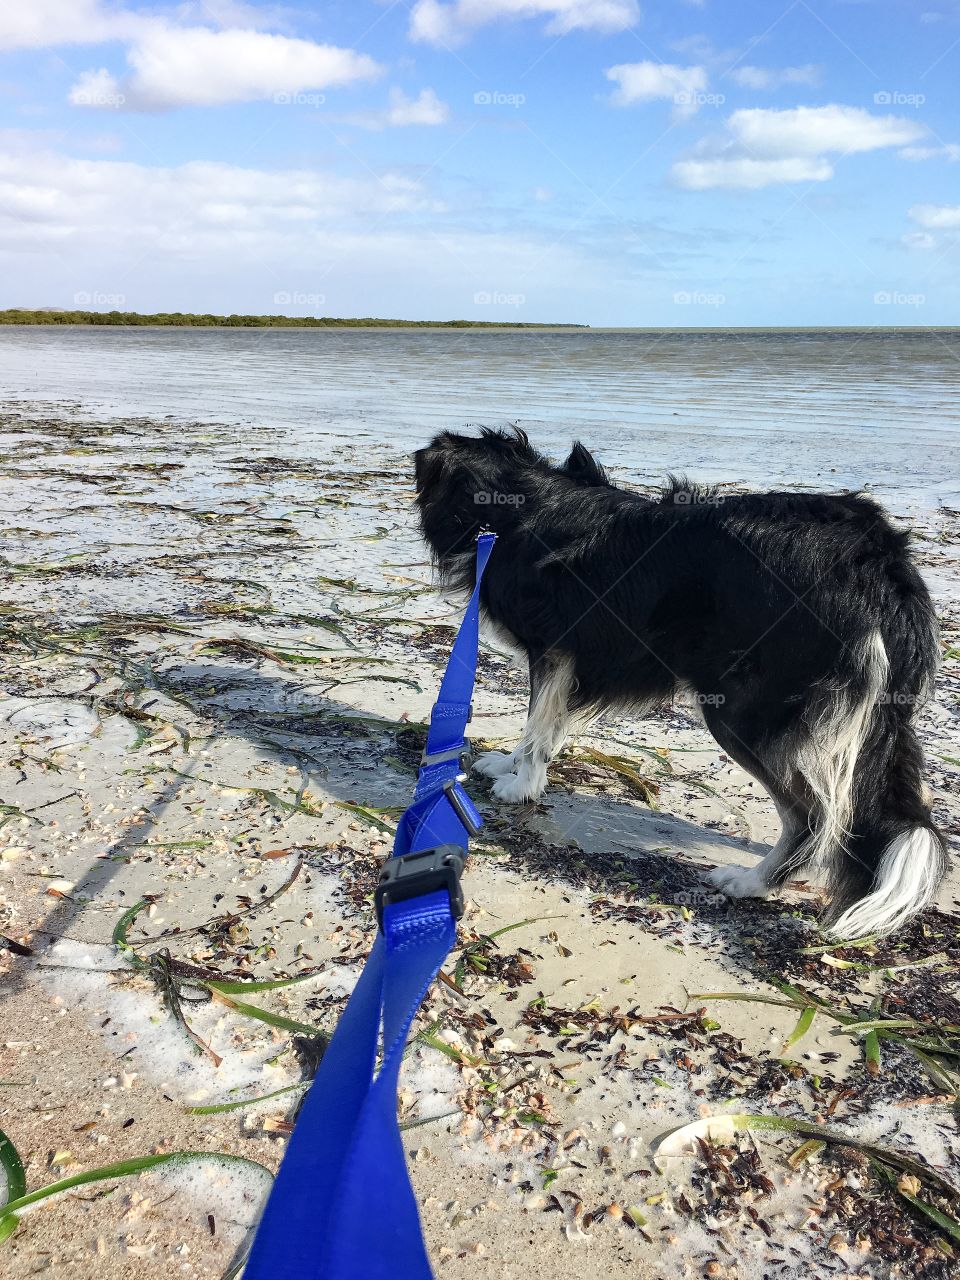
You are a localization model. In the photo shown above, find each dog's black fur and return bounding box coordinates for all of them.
[414,427,946,937]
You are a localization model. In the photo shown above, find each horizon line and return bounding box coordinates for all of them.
[1,309,958,333]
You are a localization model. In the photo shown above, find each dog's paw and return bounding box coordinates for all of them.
[491,773,541,803]
[707,864,770,899]
[474,750,516,779]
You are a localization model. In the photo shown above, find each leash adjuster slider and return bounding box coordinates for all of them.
[375,844,466,930]
[420,742,472,776]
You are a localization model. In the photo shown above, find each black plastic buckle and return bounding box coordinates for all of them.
[375,844,466,931]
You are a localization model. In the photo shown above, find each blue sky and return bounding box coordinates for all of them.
[0,0,958,324]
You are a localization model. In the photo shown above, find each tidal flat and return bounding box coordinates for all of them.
[1,354,959,1279]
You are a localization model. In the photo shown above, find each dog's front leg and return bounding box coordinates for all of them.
[474,651,543,781]
[473,747,519,778]
[484,653,574,803]
[708,800,809,898]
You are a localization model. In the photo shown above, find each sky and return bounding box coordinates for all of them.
[0,0,958,325]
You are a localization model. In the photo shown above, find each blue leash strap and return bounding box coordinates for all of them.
[244,531,496,1280]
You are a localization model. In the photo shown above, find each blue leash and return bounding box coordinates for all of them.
[244,531,496,1280]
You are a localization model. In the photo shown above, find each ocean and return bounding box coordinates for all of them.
[1,324,958,511]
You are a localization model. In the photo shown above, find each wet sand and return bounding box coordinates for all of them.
[1,399,959,1279]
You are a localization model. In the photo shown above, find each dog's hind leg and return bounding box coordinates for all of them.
[705,628,945,937]
[485,652,575,803]
[700,704,812,899]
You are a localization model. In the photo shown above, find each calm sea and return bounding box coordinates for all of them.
[1,325,958,511]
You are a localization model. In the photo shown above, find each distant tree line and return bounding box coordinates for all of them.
[0,309,585,329]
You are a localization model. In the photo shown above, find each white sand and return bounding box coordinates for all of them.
[1,402,959,1279]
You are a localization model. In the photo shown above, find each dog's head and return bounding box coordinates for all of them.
[414,430,617,588]
[413,427,543,574]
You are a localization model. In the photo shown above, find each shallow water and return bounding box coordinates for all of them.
[1,325,958,510]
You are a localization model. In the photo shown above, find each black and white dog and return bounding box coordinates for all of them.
[414,427,946,940]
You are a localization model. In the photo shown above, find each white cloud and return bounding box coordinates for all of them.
[606,62,708,117]
[673,105,927,190]
[0,142,616,321]
[729,64,822,90]
[385,88,449,127]
[728,105,925,157]
[0,0,291,49]
[172,0,287,28]
[670,34,741,65]
[908,203,960,229]
[0,0,140,49]
[0,147,444,254]
[69,69,128,110]
[902,230,936,250]
[409,0,639,46]
[901,142,960,161]
[339,87,450,130]
[69,25,381,111]
[903,204,960,252]
[673,154,832,189]
[2,1,380,112]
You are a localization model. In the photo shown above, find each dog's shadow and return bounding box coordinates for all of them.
[471,778,820,981]
[146,657,779,939]
[526,786,768,868]
[42,651,807,990]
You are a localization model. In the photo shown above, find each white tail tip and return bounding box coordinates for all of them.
[828,827,943,940]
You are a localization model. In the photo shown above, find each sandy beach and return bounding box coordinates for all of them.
[1,392,960,1280]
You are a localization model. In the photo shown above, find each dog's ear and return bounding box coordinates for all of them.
[559,441,609,487]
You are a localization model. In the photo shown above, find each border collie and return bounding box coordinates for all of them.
[414,427,946,940]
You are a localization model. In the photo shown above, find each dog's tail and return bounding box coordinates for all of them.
[791,617,945,939]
